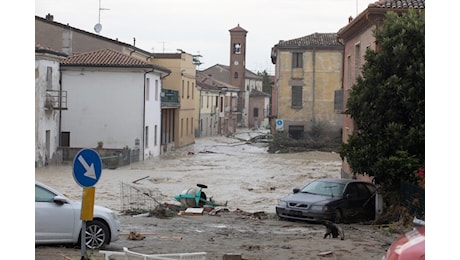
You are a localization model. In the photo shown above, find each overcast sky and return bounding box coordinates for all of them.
[35,0,373,74]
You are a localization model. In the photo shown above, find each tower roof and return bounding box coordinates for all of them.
[229,24,248,33]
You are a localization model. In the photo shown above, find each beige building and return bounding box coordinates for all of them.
[270,32,343,139]
[195,71,240,137]
[200,64,264,128]
[150,52,197,148]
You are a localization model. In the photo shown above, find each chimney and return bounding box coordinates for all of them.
[46,13,54,21]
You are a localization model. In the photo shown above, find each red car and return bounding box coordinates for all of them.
[382,225,425,260]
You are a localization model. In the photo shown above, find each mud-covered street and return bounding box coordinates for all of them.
[35,130,403,259]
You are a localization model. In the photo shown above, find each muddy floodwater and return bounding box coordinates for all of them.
[35,130,342,214]
[35,130,405,260]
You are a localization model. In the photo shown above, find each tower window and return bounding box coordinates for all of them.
[234,72,238,79]
[234,43,241,54]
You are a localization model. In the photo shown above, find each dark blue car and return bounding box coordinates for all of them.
[276,178,377,223]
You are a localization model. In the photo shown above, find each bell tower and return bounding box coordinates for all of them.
[229,24,247,125]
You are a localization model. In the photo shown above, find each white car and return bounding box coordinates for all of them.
[35,181,120,249]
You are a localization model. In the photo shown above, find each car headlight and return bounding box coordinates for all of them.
[277,200,287,207]
[310,205,326,211]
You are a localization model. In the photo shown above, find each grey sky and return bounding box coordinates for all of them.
[35,0,372,74]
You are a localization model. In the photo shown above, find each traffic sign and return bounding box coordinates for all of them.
[275,119,284,131]
[72,148,102,188]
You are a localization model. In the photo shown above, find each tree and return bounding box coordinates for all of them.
[258,70,273,94]
[339,10,425,200]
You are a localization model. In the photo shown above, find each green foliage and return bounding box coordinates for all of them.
[258,70,272,94]
[340,10,425,196]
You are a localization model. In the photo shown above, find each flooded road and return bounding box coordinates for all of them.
[35,130,342,214]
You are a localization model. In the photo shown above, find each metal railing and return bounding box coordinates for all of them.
[45,89,67,110]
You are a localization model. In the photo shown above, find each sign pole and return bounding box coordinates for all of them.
[80,220,87,260]
[72,148,102,259]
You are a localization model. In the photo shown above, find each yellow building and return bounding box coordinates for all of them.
[271,33,343,139]
[149,52,197,149]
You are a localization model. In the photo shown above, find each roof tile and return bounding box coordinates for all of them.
[276,33,341,48]
[61,49,151,67]
[368,0,425,9]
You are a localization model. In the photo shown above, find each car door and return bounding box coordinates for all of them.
[354,183,373,218]
[35,184,77,243]
[342,183,361,218]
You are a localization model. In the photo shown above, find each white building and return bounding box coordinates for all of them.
[35,46,68,167]
[60,49,170,160]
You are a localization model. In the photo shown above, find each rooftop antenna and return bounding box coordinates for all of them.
[94,0,110,34]
[356,0,358,16]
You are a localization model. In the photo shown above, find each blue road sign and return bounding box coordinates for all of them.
[72,148,102,188]
[275,119,284,131]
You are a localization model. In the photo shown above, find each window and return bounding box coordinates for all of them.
[145,78,150,101]
[345,184,359,198]
[206,96,209,108]
[354,43,361,79]
[155,80,159,101]
[145,126,149,148]
[253,107,259,117]
[35,185,56,202]
[347,55,352,86]
[154,125,158,146]
[291,86,303,108]
[220,96,224,112]
[288,125,304,140]
[186,118,189,136]
[234,72,238,79]
[46,67,53,90]
[234,43,241,54]
[192,82,194,99]
[187,81,190,99]
[182,80,184,98]
[61,132,70,147]
[181,118,184,137]
[292,52,303,68]
[334,89,343,112]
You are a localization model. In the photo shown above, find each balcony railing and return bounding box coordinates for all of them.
[45,90,67,110]
[161,89,180,108]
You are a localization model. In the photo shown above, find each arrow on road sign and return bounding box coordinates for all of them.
[78,155,97,180]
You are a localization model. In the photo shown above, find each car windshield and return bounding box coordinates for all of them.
[300,181,345,197]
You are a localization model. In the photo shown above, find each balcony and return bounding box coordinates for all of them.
[45,90,67,110]
[161,89,180,108]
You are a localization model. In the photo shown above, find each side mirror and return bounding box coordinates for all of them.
[293,188,300,194]
[53,196,69,205]
[345,194,352,200]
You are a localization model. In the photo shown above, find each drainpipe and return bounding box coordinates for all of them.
[311,47,316,124]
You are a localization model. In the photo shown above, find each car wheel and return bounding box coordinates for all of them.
[333,209,343,224]
[82,219,110,249]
